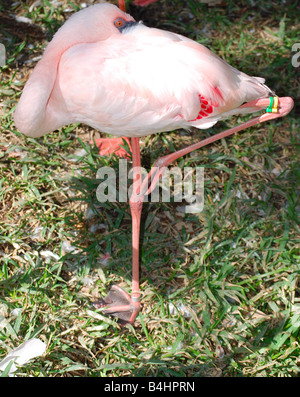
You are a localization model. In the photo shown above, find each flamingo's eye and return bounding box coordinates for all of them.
[114,17,126,29]
[114,18,138,33]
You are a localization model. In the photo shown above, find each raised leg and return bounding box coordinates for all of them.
[140,96,294,197]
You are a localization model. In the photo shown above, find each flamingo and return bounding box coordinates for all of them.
[14,1,293,325]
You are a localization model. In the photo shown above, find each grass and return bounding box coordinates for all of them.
[0,0,299,377]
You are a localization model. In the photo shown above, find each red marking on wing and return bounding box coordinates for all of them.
[189,94,215,121]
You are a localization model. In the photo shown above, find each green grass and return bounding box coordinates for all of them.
[0,0,299,377]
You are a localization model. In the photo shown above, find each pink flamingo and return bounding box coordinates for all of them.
[14,1,293,325]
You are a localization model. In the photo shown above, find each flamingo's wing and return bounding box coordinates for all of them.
[49,25,272,137]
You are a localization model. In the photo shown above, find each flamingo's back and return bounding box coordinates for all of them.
[14,3,273,138]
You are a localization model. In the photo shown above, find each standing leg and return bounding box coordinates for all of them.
[129,137,143,304]
[94,138,142,325]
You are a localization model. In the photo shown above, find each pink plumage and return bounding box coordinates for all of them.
[14,2,272,139]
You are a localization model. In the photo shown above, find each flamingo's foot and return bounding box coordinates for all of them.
[93,285,141,325]
[92,137,131,158]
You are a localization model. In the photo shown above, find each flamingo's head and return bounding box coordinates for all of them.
[48,3,137,52]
